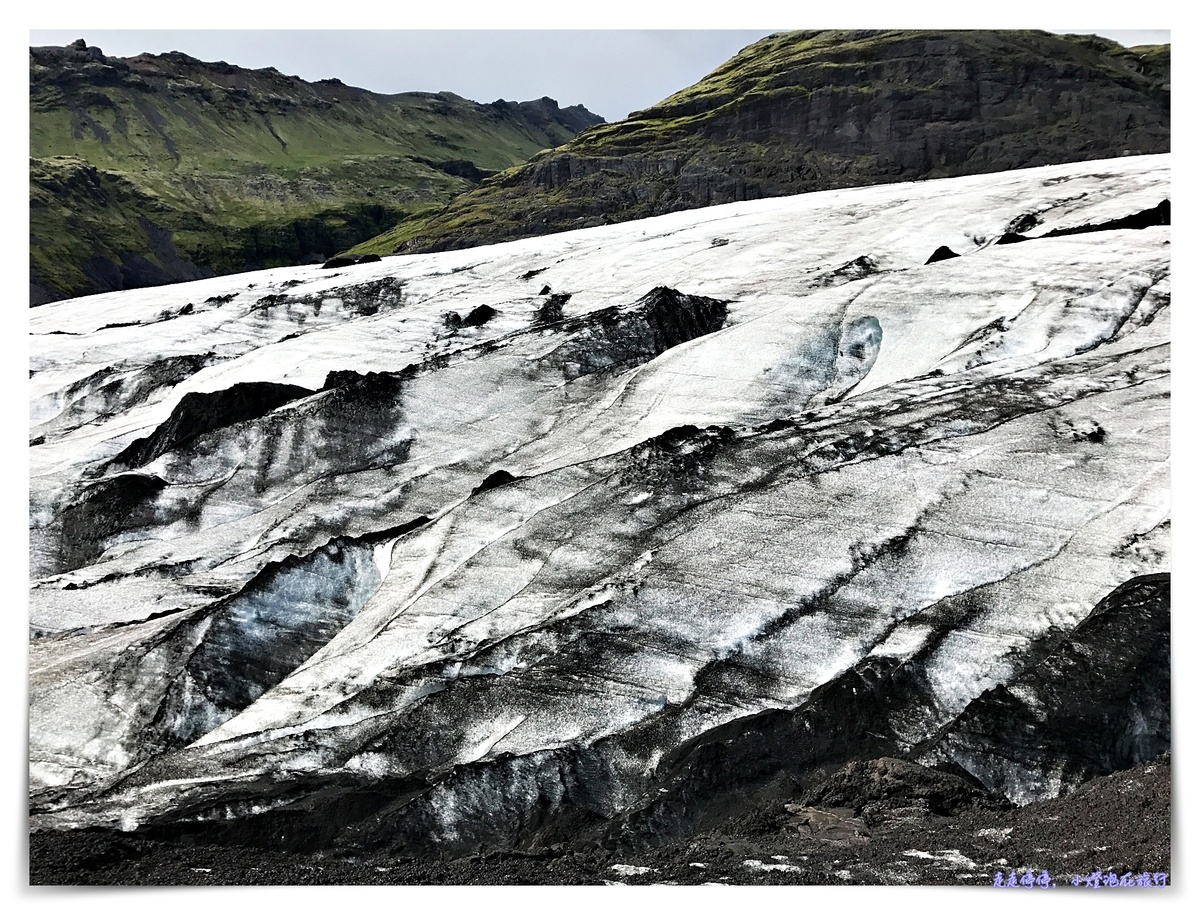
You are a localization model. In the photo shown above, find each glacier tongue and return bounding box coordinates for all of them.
[29,155,1169,852]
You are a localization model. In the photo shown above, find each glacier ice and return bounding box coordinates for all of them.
[28,155,1170,853]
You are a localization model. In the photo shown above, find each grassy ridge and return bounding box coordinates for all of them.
[365,29,1168,256]
[30,42,602,303]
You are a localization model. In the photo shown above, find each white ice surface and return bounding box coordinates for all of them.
[28,155,1170,832]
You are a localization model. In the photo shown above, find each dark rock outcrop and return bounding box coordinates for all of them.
[533,292,570,325]
[1042,199,1170,238]
[112,381,315,469]
[925,245,960,264]
[552,286,728,381]
[473,469,522,494]
[462,304,498,327]
[798,757,1008,823]
[927,573,1170,802]
[55,473,169,571]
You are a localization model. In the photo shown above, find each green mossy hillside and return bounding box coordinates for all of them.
[30,41,603,303]
[373,29,1169,256]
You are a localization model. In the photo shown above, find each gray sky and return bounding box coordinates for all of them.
[27,29,1170,123]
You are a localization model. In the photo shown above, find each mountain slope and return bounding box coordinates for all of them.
[29,40,603,304]
[363,29,1168,255]
[29,155,1169,875]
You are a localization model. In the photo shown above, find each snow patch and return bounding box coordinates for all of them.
[743,859,803,873]
[903,849,980,870]
[610,864,654,876]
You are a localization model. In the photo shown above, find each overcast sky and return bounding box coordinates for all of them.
[27,28,1171,123]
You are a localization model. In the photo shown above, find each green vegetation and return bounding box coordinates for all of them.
[367,29,1169,256]
[29,43,602,302]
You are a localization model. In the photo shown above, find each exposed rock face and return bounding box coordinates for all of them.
[925,573,1170,803]
[925,245,959,264]
[798,757,1005,821]
[111,381,315,470]
[28,155,1169,876]
[386,30,1168,254]
[28,43,603,303]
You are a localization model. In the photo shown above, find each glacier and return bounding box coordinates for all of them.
[29,154,1170,857]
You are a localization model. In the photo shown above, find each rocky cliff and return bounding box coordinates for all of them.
[29,40,603,304]
[367,30,1168,255]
